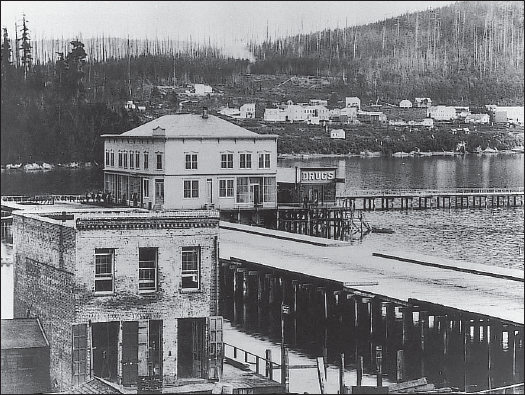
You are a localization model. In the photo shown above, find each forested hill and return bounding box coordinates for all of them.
[249,1,524,105]
[1,1,523,165]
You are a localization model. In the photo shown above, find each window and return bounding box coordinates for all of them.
[258,153,271,169]
[118,152,123,167]
[105,151,110,166]
[219,179,234,198]
[239,153,252,169]
[139,247,157,291]
[236,177,250,203]
[123,151,128,168]
[156,153,163,170]
[221,153,233,169]
[95,248,114,293]
[110,151,115,167]
[181,247,200,290]
[184,180,199,198]
[143,179,149,198]
[135,152,140,169]
[144,152,149,169]
[130,151,134,169]
[185,153,198,169]
[263,177,276,202]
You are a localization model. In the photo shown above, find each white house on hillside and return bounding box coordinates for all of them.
[330,129,346,139]
[427,106,456,121]
[345,97,361,109]
[240,103,256,118]
[399,100,412,108]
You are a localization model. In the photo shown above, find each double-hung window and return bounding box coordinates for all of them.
[181,246,200,290]
[239,153,252,169]
[139,247,157,292]
[144,152,149,170]
[185,153,198,170]
[123,151,128,168]
[110,151,115,167]
[219,179,234,198]
[135,152,140,170]
[95,248,114,293]
[184,180,199,198]
[258,152,271,169]
[130,151,135,169]
[156,153,163,170]
[118,152,123,168]
[105,151,110,166]
[221,153,233,169]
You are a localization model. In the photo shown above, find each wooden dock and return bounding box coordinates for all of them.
[219,221,524,325]
[336,187,524,210]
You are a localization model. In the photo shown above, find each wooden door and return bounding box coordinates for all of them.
[121,322,138,386]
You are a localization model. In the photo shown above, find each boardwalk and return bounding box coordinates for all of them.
[219,222,524,325]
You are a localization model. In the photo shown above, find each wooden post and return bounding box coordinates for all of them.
[357,355,363,386]
[396,350,404,382]
[282,347,289,392]
[376,345,383,387]
[339,352,346,394]
[265,349,273,380]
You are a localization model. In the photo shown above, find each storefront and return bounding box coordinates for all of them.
[277,167,342,206]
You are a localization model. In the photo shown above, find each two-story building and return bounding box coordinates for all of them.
[12,209,223,392]
[102,112,278,211]
[427,106,456,121]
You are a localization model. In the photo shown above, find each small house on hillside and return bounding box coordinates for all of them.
[345,97,361,109]
[399,100,412,108]
[330,129,346,139]
[427,106,456,121]
[194,84,213,95]
[240,103,256,118]
[415,98,432,108]
[465,114,490,124]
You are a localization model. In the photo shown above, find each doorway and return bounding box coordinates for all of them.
[91,322,119,382]
[177,318,206,378]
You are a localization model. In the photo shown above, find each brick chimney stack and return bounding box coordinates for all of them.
[202,107,209,119]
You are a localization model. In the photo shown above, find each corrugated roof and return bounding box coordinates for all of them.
[1,318,49,349]
[102,114,278,139]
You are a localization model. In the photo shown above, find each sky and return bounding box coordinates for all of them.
[1,1,456,44]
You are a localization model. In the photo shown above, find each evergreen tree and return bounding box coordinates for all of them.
[19,14,32,80]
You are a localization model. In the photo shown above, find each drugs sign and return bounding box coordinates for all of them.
[300,169,336,184]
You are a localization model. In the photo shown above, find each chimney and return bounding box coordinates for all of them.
[202,107,208,119]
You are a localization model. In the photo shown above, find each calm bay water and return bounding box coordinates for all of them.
[2,154,523,392]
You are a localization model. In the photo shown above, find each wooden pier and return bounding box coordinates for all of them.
[218,222,524,391]
[336,187,524,211]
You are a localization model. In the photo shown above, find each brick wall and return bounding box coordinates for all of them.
[12,213,77,391]
[12,211,220,390]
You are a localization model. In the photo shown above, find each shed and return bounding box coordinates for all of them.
[1,318,51,394]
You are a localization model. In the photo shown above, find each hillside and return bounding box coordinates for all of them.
[1,1,523,165]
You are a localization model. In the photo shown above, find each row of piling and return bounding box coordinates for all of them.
[219,258,524,392]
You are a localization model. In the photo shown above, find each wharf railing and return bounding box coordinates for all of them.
[472,383,524,394]
[223,342,280,379]
[338,187,524,198]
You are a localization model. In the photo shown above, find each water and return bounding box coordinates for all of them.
[2,154,524,392]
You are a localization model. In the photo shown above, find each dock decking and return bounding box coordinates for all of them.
[219,222,524,326]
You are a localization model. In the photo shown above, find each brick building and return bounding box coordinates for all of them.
[12,209,223,392]
[102,112,278,211]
